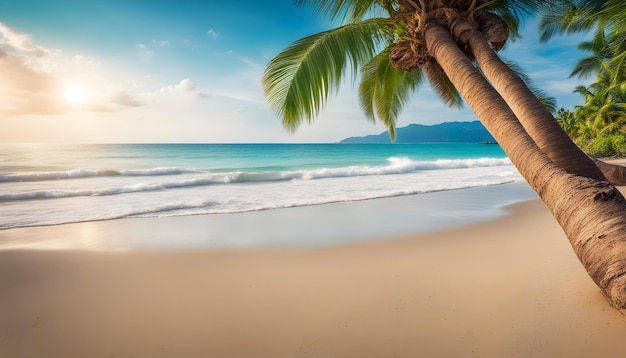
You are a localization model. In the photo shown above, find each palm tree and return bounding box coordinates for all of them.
[447,2,611,182]
[574,81,626,136]
[263,0,626,312]
[556,108,572,129]
[556,107,584,138]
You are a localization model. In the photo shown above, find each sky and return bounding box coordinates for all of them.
[0,0,594,143]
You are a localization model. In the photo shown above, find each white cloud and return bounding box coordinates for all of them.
[152,39,169,47]
[159,78,211,98]
[207,29,219,39]
[0,22,47,57]
[112,91,144,107]
[0,23,65,115]
[174,78,196,92]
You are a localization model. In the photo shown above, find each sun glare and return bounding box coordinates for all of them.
[63,85,86,105]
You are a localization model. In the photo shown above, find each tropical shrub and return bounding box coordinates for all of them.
[584,133,626,157]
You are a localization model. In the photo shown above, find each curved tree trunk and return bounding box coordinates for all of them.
[464,28,626,185]
[424,22,626,313]
[594,159,626,184]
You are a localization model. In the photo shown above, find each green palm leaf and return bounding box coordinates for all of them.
[485,0,543,39]
[295,0,397,23]
[422,59,464,109]
[264,1,550,137]
[262,18,390,132]
[358,45,425,139]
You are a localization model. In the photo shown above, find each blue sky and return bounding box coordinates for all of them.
[0,0,593,143]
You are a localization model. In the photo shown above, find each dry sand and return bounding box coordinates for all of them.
[2,196,626,358]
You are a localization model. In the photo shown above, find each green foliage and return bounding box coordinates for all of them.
[558,96,626,157]
[264,1,555,138]
[262,19,390,132]
[295,0,396,23]
[584,134,626,157]
[540,0,626,86]
[547,0,626,157]
[358,45,425,139]
[556,108,582,137]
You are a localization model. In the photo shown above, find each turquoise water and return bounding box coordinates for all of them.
[1,143,507,172]
[0,143,525,230]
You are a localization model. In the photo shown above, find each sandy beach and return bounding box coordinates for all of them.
[2,187,626,357]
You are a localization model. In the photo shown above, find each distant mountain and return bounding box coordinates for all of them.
[339,121,495,143]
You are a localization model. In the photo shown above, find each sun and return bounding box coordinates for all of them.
[63,85,86,105]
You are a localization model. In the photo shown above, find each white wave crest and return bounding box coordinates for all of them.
[0,174,241,201]
[1,157,515,202]
[0,167,203,182]
[292,156,512,180]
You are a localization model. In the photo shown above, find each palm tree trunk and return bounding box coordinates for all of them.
[464,28,626,185]
[594,160,626,184]
[424,22,626,313]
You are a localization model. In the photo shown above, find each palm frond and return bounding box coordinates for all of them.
[422,59,464,109]
[538,10,567,43]
[531,88,558,114]
[486,0,544,18]
[608,51,626,85]
[609,27,626,54]
[538,0,593,43]
[570,56,606,79]
[486,0,543,39]
[295,0,397,23]
[569,27,613,78]
[586,0,626,23]
[358,45,425,139]
[262,18,390,132]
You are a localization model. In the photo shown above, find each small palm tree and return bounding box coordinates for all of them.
[264,0,626,313]
[575,82,626,136]
[556,107,582,137]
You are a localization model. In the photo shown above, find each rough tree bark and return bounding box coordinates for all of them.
[460,24,626,185]
[424,22,626,313]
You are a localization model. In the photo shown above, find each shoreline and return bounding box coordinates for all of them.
[2,194,626,357]
[0,181,536,251]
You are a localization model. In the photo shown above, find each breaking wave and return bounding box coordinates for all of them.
[0,157,514,202]
[0,167,203,182]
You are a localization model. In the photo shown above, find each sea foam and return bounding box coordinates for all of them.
[0,167,202,182]
[0,157,513,202]
[0,142,524,230]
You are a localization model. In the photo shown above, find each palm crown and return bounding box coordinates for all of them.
[263,0,543,139]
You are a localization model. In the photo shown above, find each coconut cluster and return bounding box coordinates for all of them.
[389,1,509,72]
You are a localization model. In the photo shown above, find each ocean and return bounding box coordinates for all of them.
[0,143,535,234]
